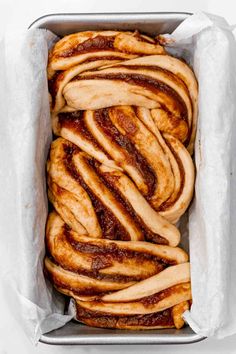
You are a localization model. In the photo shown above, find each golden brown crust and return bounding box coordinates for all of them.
[44,211,191,329]
[48,31,164,74]
[75,304,176,329]
[46,211,187,283]
[45,30,197,330]
[172,300,190,329]
[47,137,181,245]
[76,282,191,316]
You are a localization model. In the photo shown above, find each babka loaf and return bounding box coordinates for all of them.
[45,30,197,330]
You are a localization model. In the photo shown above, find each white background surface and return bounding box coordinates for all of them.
[1,0,236,353]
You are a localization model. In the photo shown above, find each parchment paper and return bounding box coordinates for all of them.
[164,12,236,339]
[0,12,236,343]
[0,29,73,344]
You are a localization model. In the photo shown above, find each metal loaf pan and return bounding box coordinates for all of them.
[29,12,205,345]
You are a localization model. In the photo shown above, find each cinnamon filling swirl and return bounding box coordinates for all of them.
[60,35,116,57]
